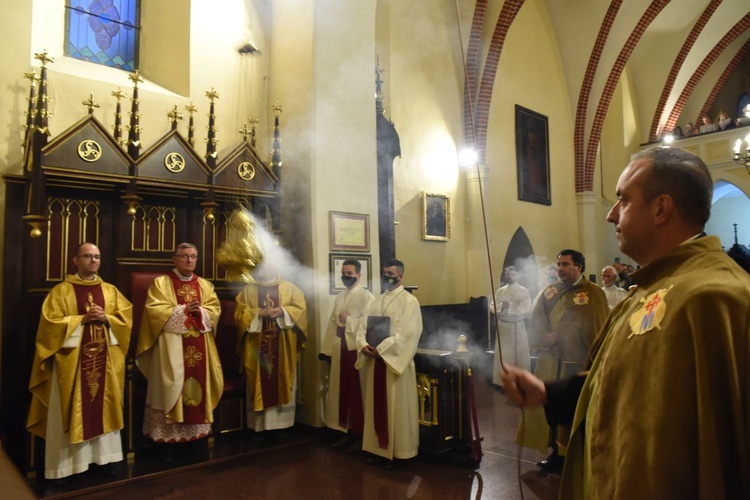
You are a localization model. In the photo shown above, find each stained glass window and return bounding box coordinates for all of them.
[65,0,140,71]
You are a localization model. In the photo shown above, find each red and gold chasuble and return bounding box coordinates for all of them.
[258,285,281,408]
[168,272,208,424]
[72,284,108,440]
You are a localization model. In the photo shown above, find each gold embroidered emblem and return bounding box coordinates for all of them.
[82,292,106,401]
[628,285,673,339]
[183,328,200,338]
[261,330,277,377]
[543,286,558,299]
[182,377,203,406]
[572,292,589,306]
[177,284,197,304]
[184,345,203,367]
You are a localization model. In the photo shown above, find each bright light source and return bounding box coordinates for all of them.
[458,148,478,167]
[663,134,674,144]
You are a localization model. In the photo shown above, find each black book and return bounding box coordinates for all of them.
[366,316,391,348]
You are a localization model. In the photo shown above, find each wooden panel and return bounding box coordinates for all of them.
[43,116,131,177]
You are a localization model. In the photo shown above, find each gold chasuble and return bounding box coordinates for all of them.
[136,273,222,427]
[27,275,133,443]
[235,279,307,412]
[516,277,608,453]
[560,237,750,499]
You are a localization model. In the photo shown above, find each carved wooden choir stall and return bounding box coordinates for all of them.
[1,51,283,475]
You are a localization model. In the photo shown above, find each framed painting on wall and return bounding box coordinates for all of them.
[422,192,450,241]
[515,105,551,205]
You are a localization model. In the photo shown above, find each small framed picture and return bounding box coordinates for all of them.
[329,211,370,252]
[329,254,372,294]
[422,192,450,241]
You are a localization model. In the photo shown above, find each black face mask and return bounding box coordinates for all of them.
[381,275,399,289]
[341,275,357,288]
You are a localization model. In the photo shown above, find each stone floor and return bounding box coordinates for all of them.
[31,376,560,499]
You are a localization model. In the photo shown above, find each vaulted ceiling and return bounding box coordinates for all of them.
[462,0,750,193]
[545,0,750,189]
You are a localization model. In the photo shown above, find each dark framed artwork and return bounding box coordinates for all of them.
[515,105,551,205]
[422,192,450,241]
[329,253,372,294]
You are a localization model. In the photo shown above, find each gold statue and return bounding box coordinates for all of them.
[216,209,264,282]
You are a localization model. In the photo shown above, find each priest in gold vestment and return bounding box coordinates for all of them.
[235,263,307,438]
[136,243,223,461]
[27,243,133,480]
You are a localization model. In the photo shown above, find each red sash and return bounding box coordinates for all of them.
[373,357,388,448]
[258,285,281,409]
[72,284,107,440]
[337,325,363,435]
[168,272,208,424]
[169,272,206,331]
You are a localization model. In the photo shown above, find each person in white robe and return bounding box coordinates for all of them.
[600,266,627,309]
[492,266,532,385]
[320,259,374,451]
[355,259,422,470]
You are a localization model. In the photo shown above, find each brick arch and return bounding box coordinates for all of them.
[463,0,489,149]
[582,1,670,192]
[648,0,721,141]
[472,0,526,164]
[573,0,622,193]
[697,39,750,123]
[664,13,750,135]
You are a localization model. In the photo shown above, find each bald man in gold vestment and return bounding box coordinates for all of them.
[27,243,132,481]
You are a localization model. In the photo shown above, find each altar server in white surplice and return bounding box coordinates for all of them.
[492,266,532,385]
[320,258,374,452]
[356,259,422,470]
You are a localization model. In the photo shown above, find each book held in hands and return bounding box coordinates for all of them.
[366,316,390,347]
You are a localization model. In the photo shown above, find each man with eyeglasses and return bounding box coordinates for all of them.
[27,242,133,484]
[136,242,223,462]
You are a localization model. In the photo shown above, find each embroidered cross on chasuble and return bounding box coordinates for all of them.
[259,285,282,408]
[168,272,208,424]
[72,284,108,440]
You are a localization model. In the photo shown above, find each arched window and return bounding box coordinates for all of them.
[65,0,140,71]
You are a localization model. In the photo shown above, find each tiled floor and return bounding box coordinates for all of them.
[32,376,560,499]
